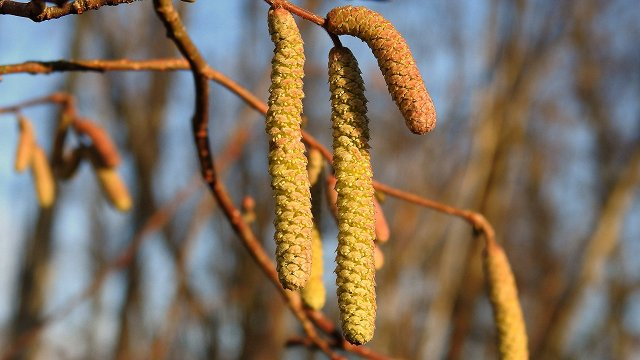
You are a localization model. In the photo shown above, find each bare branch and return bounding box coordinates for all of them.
[0,0,140,22]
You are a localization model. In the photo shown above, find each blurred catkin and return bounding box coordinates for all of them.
[326,6,436,135]
[301,227,326,310]
[72,118,121,168]
[373,196,390,243]
[301,150,327,310]
[373,243,384,270]
[329,46,377,345]
[483,242,529,360]
[95,167,132,212]
[306,148,324,186]
[30,145,56,208]
[85,147,132,212]
[266,7,313,290]
[15,116,35,172]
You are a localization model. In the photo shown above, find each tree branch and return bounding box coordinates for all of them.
[0,0,140,22]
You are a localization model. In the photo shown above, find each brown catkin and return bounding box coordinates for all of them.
[329,46,376,345]
[266,7,313,290]
[15,116,35,173]
[73,118,121,168]
[326,6,436,135]
[30,145,56,208]
[483,242,529,360]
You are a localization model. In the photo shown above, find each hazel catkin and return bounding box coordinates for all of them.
[329,46,377,345]
[14,116,35,173]
[72,118,121,168]
[86,147,132,212]
[483,241,529,360]
[95,167,132,212]
[266,7,314,290]
[301,227,326,310]
[326,6,436,135]
[30,145,56,208]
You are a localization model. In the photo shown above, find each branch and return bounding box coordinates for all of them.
[0,0,140,22]
[0,59,267,114]
[0,57,497,357]
[263,0,325,26]
[151,1,342,359]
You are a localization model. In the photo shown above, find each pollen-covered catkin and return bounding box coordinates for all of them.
[266,7,313,290]
[31,145,56,208]
[15,116,35,173]
[326,6,436,135]
[329,46,377,345]
[483,242,529,360]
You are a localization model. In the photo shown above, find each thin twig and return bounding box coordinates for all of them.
[263,0,325,26]
[0,0,141,22]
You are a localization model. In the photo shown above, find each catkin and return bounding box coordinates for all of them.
[329,46,377,345]
[301,149,327,309]
[483,242,529,360]
[87,147,132,212]
[374,197,390,243]
[326,6,436,135]
[73,118,121,168]
[301,227,326,310]
[15,116,35,173]
[373,243,384,270]
[95,167,132,212]
[31,145,56,208]
[266,7,313,290]
[306,148,324,186]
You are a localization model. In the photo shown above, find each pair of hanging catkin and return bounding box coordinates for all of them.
[15,116,56,208]
[12,113,131,212]
[266,5,436,345]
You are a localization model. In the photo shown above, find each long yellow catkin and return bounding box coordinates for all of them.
[326,6,437,135]
[329,46,377,345]
[30,145,56,208]
[483,242,529,360]
[266,7,313,290]
[15,116,35,173]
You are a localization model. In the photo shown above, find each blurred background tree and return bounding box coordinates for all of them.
[0,0,639,359]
